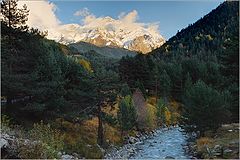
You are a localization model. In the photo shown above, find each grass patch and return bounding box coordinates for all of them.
[196,123,239,159]
[54,116,122,158]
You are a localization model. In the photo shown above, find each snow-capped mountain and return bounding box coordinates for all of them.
[48,16,165,54]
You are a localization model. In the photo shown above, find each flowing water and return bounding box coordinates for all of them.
[131,127,189,159]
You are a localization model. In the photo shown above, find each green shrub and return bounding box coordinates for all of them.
[1,114,12,133]
[1,114,11,128]
[19,121,65,159]
[117,95,137,131]
[18,141,58,159]
[156,98,168,125]
[65,138,103,159]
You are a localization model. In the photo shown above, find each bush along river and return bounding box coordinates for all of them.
[105,125,194,159]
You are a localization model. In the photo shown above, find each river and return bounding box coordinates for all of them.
[131,127,189,159]
[105,126,190,159]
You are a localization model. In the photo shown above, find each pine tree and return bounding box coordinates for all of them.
[90,67,120,146]
[135,80,147,98]
[182,80,230,134]
[120,83,131,97]
[167,62,183,99]
[1,0,29,30]
[183,72,192,94]
[26,47,67,113]
[117,95,137,133]
[220,36,239,122]
[1,0,29,106]
[159,70,172,97]
[156,98,167,125]
[152,65,160,103]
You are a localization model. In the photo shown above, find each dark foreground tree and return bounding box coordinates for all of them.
[220,36,239,122]
[90,68,120,146]
[182,80,230,135]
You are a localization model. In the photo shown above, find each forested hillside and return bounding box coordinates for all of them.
[119,1,239,131]
[1,24,94,118]
[1,7,121,158]
[69,41,137,59]
[151,1,238,59]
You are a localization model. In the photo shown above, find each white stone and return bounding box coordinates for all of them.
[61,154,74,159]
[0,138,9,148]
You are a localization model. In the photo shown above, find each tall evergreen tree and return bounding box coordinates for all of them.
[135,80,147,98]
[90,67,120,146]
[220,36,239,122]
[117,95,137,133]
[183,72,192,94]
[182,80,230,134]
[120,83,132,97]
[1,0,29,30]
[159,70,172,97]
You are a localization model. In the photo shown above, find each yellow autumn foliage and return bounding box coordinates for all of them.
[54,118,102,158]
[54,115,122,158]
[197,137,214,152]
[146,103,157,129]
[104,123,122,145]
[60,44,71,55]
[79,59,93,72]
[169,100,180,112]
[206,34,213,41]
[102,102,119,117]
[171,112,180,125]
[147,96,157,106]
[164,107,171,126]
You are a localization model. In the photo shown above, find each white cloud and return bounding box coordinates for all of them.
[78,9,156,33]
[119,10,138,23]
[18,0,60,30]
[19,1,163,44]
[73,8,97,25]
[83,15,97,24]
[74,7,90,17]
[118,12,126,19]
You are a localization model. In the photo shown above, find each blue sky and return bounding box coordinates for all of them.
[50,1,224,39]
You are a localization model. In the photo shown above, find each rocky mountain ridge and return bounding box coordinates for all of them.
[49,16,165,54]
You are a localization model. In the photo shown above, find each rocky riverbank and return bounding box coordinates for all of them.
[104,129,158,159]
[0,133,83,159]
[189,123,239,159]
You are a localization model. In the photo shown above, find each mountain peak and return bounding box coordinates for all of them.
[47,16,165,53]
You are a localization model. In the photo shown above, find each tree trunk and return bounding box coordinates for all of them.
[155,78,158,104]
[97,105,104,146]
[8,0,11,28]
